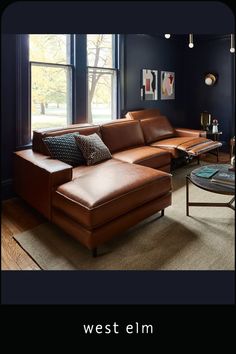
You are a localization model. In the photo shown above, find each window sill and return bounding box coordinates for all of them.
[16,143,32,151]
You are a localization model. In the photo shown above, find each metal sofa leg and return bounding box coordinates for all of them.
[161,209,164,217]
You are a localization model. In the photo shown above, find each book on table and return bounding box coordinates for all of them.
[211,170,235,187]
[194,166,219,178]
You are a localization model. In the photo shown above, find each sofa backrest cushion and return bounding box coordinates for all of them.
[126,108,161,120]
[140,116,175,144]
[33,124,101,155]
[101,120,145,153]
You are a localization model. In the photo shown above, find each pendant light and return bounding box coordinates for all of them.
[189,33,194,48]
[230,34,235,53]
[164,34,171,39]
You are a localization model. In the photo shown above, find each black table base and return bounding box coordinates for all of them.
[186,175,235,216]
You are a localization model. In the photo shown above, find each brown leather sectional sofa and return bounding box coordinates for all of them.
[14,109,221,256]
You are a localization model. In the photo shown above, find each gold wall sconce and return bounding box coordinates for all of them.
[204,73,217,86]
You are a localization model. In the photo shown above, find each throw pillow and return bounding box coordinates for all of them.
[74,133,112,166]
[43,133,85,167]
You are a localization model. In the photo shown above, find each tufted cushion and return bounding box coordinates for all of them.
[74,133,112,166]
[43,133,85,167]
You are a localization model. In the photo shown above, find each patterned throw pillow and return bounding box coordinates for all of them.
[43,133,85,167]
[74,133,112,166]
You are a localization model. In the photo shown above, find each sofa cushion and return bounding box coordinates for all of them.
[150,137,199,158]
[126,108,161,120]
[53,159,171,229]
[113,146,171,169]
[151,137,197,149]
[140,116,175,144]
[72,158,119,180]
[151,146,181,158]
[43,133,85,167]
[75,133,112,166]
[101,120,145,153]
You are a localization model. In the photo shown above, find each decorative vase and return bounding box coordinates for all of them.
[229,156,235,171]
[231,156,235,170]
[200,112,211,131]
[212,125,218,133]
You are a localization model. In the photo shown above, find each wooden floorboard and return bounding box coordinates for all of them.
[1,247,22,270]
[1,152,231,270]
[1,198,44,270]
[1,220,40,270]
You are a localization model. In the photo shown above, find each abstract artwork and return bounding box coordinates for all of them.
[161,71,175,100]
[141,69,158,100]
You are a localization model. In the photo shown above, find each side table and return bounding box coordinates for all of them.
[206,131,223,162]
[186,164,235,216]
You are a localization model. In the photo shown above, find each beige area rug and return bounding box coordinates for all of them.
[14,163,235,270]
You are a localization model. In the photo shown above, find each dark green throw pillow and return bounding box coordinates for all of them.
[43,133,85,167]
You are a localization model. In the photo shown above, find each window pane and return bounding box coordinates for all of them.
[31,64,72,133]
[87,34,114,68]
[29,35,70,64]
[88,68,117,123]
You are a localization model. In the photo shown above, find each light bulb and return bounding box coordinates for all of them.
[164,34,171,39]
[230,47,235,53]
[204,74,216,86]
[205,78,212,85]
[189,43,194,48]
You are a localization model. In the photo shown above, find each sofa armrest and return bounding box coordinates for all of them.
[175,128,207,138]
[14,150,72,219]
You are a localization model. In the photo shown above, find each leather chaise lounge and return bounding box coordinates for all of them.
[14,109,221,256]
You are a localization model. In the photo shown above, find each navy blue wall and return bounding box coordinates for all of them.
[183,36,235,145]
[124,34,235,145]
[123,34,186,127]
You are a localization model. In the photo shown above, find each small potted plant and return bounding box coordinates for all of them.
[212,119,218,133]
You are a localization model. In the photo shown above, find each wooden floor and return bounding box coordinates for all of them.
[1,152,231,270]
[1,198,45,270]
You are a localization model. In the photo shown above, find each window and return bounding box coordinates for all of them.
[17,34,121,147]
[87,34,118,123]
[29,35,72,134]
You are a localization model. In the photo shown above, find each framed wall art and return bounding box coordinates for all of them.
[161,71,175,100]
[141,69,158,100]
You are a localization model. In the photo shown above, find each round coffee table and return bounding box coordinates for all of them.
[186,164,235,216]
